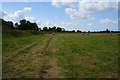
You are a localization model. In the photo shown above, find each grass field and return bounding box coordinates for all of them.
[3,33,118,78]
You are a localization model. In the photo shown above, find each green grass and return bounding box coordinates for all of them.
[2,32,118,78]
[53,35,118,78]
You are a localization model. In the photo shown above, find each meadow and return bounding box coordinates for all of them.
[3,33,118,78]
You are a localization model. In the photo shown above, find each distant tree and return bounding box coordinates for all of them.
[106,29,110,33]
[57,27,62,32]
[52,26,56,30]
[71,30,75,32]
[48,27,52,31]
[43,27,48,31]
[20,19,26,24]
[38,28,41,31]
[18,19,39,31]
[77,30,81,33]
[18,19,27,30]
[15,23,19,29]
[1,19,15,29]
[88,31,90,33]
[7,21,14,29]
[62,28,65,32]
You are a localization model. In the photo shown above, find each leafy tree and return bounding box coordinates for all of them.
[62,28,65,32]
[57,27,62,32]
[18,19,39,31]
[71,30,75,32]
[38,28,41,31]
[15,23,19,29]
[43,27,48,31]
[106,29,110,33]
[1,19,15,29]
[77,30,81,33]
[52,26,56,30]
[48,27,52,31]
[88,31,90,33]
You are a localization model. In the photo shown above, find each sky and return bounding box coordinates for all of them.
[0,0,119,31]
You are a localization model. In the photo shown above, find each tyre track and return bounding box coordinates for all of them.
[42,35,63,78]
[3,36,50,78]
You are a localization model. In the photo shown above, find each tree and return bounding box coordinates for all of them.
[15,23,19,29]
[7,21,14,29]
[43,27,48,31]
[106,29,110,33]
[88,31,90,33]
[57,27,62,32]
[48,27,52,31]
[18,19,39,31]
[38,28,41,31]
[71,30,75,32]
[1,19,15,29]
[77,30,81,33]
[62,28,65,32]
[52,26,56,30]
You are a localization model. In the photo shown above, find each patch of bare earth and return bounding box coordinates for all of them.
[43,36,63,78]
[44,57,62,78]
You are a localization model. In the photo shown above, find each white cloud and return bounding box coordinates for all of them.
[100,18,118,24]
[4,10,24,22]
[0,10,7,18]
[79,2,118,13]
[52,0,118,21]
[23,7,32,11]
[70,13,95,20]
[86,23,93,26]
[4,7,32,23]
[58,21,80,30]
[2,7,42,28]
[25,17,36,22]
[36,20,41,25]
[80,0,119,2]
[40,21,53,27]
[51,0,76,8]
[44,21,52,26]
[65,8,76,14]
[65,8,95,20]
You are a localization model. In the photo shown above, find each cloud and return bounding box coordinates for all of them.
[70,13,95,20]
[52,0,118,21]
[80,0,119,2]
[24,7,32,11]
[3,7,41,27]
[40,21,53,27]
[65,8,95,20]
[51,0,76,8]
[100,18,117,24]
[4,7,32,23]
[25,17,36,22]
[86,23,93,26]
[0,10,7,18]
[4,10,24,22]
[79,2,118,13]
[65,8,76,14]
[44,21,52,26]
[36,20,41,25]
[58,21,80,30]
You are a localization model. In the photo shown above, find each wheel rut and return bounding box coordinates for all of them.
[42,35,63,78]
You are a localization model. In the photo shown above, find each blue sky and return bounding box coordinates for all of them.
[1,1,118,31]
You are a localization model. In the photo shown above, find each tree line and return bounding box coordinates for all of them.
[1,19,65,32]
[1,19,120,33]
